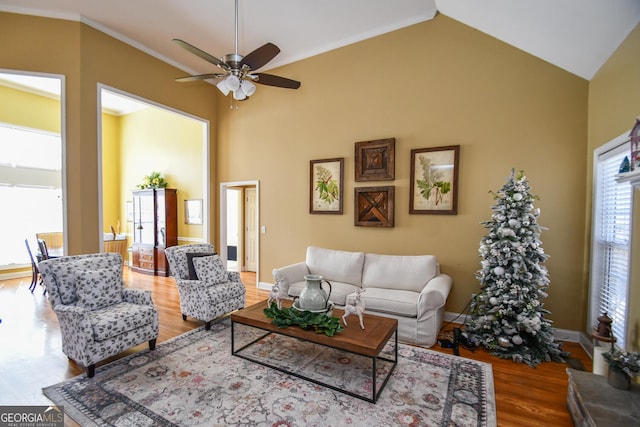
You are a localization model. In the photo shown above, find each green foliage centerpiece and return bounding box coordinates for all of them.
[137,171,168,189]
[464,169,568,366]
[264,302,343,337]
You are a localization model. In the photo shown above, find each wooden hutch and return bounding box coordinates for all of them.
[131,188,177,276]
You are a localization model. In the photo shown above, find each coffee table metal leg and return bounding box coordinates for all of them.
[232,321,272,355]
[373,328,398,403]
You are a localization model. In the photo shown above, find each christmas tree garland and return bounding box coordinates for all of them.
[464,169,569,366]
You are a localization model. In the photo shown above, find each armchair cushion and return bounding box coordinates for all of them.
[192,255,227,285]
[76,268,123,310]
[186,252,214,280]
[47,254,124,306]
[90,302,157,341]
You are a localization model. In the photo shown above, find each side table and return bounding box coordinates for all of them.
[566,368,640,426]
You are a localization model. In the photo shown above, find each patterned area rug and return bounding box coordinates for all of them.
[43,320,496,426]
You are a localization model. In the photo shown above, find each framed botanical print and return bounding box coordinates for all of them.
[310,158,344,214]
[354,186,395,227]
[354,138,395,181]
[410,145,460,215]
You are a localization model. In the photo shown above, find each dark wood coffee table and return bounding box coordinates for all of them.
[230,299,398,403]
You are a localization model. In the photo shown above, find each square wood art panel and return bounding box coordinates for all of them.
[355,138,395,181]
[354,186,395,227]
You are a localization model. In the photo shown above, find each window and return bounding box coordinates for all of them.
[590,135,633,348]
[0,124,61,170]
[0,123,62,267]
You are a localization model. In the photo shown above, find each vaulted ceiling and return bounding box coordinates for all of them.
[1,0,639,81]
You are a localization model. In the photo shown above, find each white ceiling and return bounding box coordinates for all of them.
[0,0,639,95]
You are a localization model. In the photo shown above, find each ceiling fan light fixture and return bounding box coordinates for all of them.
[225,74,240,91]
[233,88,247,100]
[216,79,231,96]
[173,0,301,101]
[240,80,256,97]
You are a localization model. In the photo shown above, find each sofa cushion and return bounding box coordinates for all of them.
[362,254,436,293]
[76,268,123,310]
[306,246,365,286]
[192,255,227,285]
[356,287,419,318]
[288,280,359,306]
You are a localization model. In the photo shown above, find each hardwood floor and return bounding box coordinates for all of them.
[0,268,590,426]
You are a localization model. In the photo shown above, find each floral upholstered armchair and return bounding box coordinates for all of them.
[165,243,246,330]
[39,253,159,377]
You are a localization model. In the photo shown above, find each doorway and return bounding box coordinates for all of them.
[0,70,67,272]
[220,181,261,288]
[97,85,209,254]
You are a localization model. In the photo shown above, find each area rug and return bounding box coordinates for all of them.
[43,320,496,427]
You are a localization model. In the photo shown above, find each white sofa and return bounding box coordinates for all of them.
[272,246,453,347]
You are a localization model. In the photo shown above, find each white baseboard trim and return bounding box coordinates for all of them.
[0,270,31,281]
[258,281,272,291]
[177,237,204,243]
[443,310,582,343]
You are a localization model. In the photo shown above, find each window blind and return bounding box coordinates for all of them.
[591,141,632,348]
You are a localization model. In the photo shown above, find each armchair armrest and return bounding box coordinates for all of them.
[417,273,453,319]
[123,288,154,306]
[53,304,94,349]
[227,271,243,284]
[272,262,309,295]
[174,278,207,297]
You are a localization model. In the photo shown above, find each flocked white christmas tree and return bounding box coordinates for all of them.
[464,170,568,366]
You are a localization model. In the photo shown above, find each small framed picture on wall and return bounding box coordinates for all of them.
[410,145,460,215]
[310,158,344,214]
[185,199,203,224]
[354,186,395,227]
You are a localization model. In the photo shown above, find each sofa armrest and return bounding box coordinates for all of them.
[272,262,309,295]
[123,288,154,306]
[417,273,453,318]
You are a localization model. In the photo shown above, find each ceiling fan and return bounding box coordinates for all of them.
[173,0,301,101]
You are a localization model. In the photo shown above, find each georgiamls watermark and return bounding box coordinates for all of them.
[0,406,64,427]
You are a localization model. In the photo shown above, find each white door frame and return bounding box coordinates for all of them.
[220,180,263,289]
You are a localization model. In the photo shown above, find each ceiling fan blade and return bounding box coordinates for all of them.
[253,73,301,89]
[241,43,280,71]
[172,38,228,70]
[175,73,225,83]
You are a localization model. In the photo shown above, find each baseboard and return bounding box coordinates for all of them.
[0,270,31,281]
[177,236,204,243]
[258,281,272,291]
[444,310,582,343]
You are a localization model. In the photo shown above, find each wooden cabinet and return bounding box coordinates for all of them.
[132,188,177,276]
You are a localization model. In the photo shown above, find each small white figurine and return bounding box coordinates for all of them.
[267,282,286,310]
[342,288,365,330]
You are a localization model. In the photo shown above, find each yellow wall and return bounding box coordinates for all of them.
[0,85,60,132]
[588,24,640,350]
[217,14,589,330]
[101,112,121,233]
[118,108,204,240]
[1,12,217,254]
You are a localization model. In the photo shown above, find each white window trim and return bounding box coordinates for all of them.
[589,130,634,349]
